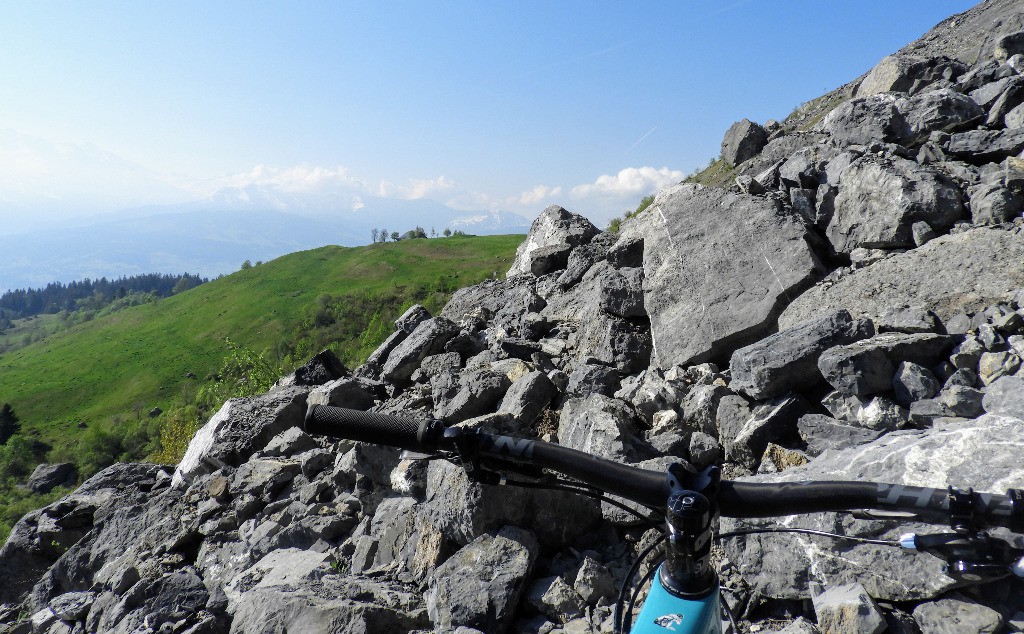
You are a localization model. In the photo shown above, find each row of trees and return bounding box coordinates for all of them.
[0,273,208,320]
[370,226,466,243]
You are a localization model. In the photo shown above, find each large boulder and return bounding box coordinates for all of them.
[856,54,961,97]
[817,93,912,146]
[507,206,599,278]
[634,183,824,368]
[721,119,769,165]
[827,155,965,253]
[721,414,1024,601]
[779,227,1024,328]
[425,526,538,633]
[25,463,77,494]
[903,88,985,142]
[728,309,874,400]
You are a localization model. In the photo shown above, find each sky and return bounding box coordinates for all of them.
[0,0,979,231]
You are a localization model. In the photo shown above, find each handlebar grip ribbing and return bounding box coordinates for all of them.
[304,404,439,452]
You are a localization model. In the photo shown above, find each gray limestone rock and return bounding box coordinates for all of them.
[721,119,769,165]
[556,239,611,289]
[572,556,616,606]
[427,526,539,633]
[719,395,810,469]
[614,369,685,425]
[565,363,621,398]
[903,88,985,142]
[812,583,886,634]
[290,349,349,386]
[982,375,1024,417]
[818,333,952,396]
[996,30,1024,61]
[681,384,732,437]
[936,385,985,418]
[558,395,649,463]
[442,277,546,336]
[507,206,600,278]
[779,228,1024,329]
[947,128,1024,162]
[262,427,319,457]
[688,431,723,468]
[498,370,557,429]
[597,266,645,319]
[25,463,77,495]
[817,93,912,146]
[424,459,599,547]
[797,414,883,457]
[827,155,965,253]
[1006,101,1024,129]
[306,377,376,410]
[855,396,909,430]
[395,303,432,333]
[637,183,824,368]
[722,414,1024,601]
[358,329,408,379]
[728,309,874,400]
[858,54,938,96]
[381,317,461,386]
[912,594,1004,634]
[978,350,1022,385]
[891,361,940,407]
[968,181,1022,225]
[228,574,428,634]
[525,575,586,624]
[173,386,309,488]
[434,368,512,423]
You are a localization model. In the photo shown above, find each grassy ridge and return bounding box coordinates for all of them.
[0,235,523,456]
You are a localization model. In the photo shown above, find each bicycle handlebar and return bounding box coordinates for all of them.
[305,404,1024,531]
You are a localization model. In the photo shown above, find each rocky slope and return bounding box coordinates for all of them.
[6,1,1024,633]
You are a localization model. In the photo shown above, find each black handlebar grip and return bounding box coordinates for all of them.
[304,404,440,452]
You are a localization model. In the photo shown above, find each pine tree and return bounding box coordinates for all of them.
[0,403,20,444]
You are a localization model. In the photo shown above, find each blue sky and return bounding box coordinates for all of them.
[0,1,977,228]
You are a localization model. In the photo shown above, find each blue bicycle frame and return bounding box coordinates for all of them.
[632,575,721,634]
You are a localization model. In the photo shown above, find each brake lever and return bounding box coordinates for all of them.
[900,531,1024,584]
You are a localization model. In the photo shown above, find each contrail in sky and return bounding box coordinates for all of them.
[625,126,658,155]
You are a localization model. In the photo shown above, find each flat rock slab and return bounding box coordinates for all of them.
[779,227,1024,329]
[721,414,1024,601]
[637,183,824,368]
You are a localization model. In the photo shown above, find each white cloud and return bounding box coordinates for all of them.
[208,164,363,193]
[571,166,684,198]
[517,184,562,206]
[378,175,456,199]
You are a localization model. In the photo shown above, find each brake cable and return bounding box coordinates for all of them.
[718,527,901,547]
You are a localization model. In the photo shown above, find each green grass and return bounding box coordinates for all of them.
[0,235,523,459]
[684,158,736,188]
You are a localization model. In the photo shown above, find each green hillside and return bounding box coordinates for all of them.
[0,235,522,461]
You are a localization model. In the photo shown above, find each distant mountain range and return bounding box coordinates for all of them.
[1,186,530,292]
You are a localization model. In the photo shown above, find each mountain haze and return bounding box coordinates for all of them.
[1,187,530,292]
